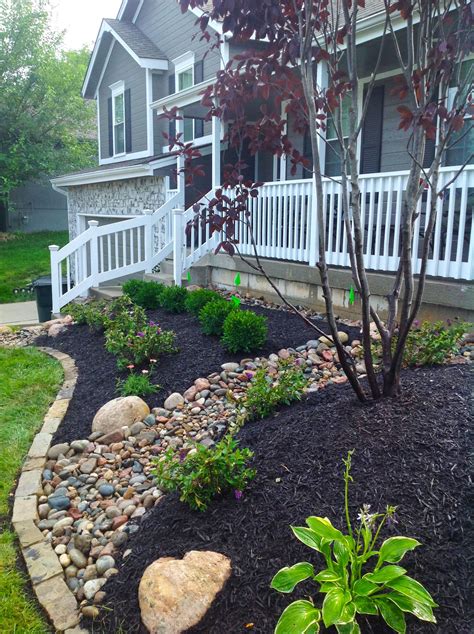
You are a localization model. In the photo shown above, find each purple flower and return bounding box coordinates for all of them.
[234,489,243,501]
[178,449,189,463]
[137,332,145,337]
[149,320,156,327]
[295,358,303,366]
[245,371,254,380]
[413,320,420,328]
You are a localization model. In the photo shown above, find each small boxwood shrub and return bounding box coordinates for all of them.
[122,279,165,309]
[404,319,469,366]
[185,288,221,316]
[160,286,188,313]
[221,309,268,353]
[199,299,236,336]
[152,436,256,511]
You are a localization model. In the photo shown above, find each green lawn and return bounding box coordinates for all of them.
[0,232,69,303]
[0,347,63,633]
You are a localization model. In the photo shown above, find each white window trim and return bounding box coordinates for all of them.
[110,81,126,158]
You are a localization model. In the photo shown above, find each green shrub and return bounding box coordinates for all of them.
[198,299,236,336]
[244,364,307,421]
[122,279,165,309]
[105,308,176,368]
[62,300,110,331]
[185,288,221,316]
[404,319,469,366]
[160,285,188,313]
[221,309,268,353]
[117,371,159,397]
[271,451,437,633]
[152,436,255,511]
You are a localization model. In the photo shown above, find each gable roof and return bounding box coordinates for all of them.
[103,19,167,61]
[82,18,168,99]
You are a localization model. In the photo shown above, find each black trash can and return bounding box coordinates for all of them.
[33,276,68,323]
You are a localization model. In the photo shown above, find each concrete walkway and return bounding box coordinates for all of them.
[0,301,39,326]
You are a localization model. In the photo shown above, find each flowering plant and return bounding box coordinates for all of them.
[105,306,176,369]
[271,451,437,633]
[116,365,160,397]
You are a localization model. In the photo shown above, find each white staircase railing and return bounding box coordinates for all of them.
[172,191,218,284]
[50,192,183,313]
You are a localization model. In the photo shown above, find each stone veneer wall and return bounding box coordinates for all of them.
[67,175,166,238]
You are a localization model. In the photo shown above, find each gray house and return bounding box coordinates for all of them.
[51,0,474,320]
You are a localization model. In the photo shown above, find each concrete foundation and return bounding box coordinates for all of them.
[188,254,474,322]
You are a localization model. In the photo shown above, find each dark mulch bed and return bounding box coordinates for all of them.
[93,364,472,634]
[35,305,357,444]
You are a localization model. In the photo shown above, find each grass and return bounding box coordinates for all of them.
[0,346,63,633]
[0,231,69,304]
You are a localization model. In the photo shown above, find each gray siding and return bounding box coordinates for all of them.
[98,42,148,159]
[9,181,68,232]
[136,0,221,92]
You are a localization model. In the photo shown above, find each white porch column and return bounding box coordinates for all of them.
[175,109,185,202]
[279,100,289,180]
[212,110,221,191]
[308,60,329,267]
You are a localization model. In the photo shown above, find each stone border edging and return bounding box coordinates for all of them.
[12,347,86,633]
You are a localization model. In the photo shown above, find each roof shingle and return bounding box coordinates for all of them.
[104,18,167,60]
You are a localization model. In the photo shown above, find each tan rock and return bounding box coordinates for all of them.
[194,378,210,391]
[139,550,231,633]
[92,397,150,435]
[48,323,67,337]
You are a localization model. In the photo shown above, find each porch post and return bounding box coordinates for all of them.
[144,208,154,274]
[175,109,185,203]
[88,220,100,288]
[212,109,221,191]
[49,245,60,315]
[308,61,329,267]
[173,207,186,286]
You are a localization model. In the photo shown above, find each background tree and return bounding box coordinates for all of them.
[174,0,473,401]
[0,0,96,228]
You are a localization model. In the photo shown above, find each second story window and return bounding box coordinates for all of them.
[113,91,125,155]
[178,67,193,91]
[110,81,126,156]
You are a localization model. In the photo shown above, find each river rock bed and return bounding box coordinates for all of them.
[35,335,361,618]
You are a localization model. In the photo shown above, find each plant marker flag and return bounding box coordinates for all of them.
[187,270,191,283]
[234,272,241,286]
[349,286,355,305]
[231,295,241,308]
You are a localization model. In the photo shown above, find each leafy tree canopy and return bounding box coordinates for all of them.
[0,0,96,198]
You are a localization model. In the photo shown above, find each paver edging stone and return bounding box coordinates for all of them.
[12,346,83,633]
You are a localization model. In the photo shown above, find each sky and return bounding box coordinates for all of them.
[50,0,123,51]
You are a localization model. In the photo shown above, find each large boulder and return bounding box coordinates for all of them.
[138,550,231,633]
[92,396,150,435]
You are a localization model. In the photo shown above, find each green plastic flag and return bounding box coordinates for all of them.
[349,286,355,305]
[234,272,241,286]
[187,270,191,283]
[231,295,241,308]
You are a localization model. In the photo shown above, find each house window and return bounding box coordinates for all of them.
[113,92,125,155]
[325,96,350,177]
[110,81,126,156]
[178,67,193,91]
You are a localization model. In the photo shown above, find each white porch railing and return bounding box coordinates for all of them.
[49,192,183,313]
[197,165,472,281]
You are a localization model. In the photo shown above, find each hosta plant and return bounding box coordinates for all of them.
[271,451,437,633]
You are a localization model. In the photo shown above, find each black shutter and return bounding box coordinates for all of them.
[107,97,113,157]
[361,85,385,174]
[194,59,204,84]
[194,118,204,138]
[168,73,175,95]
[125,88,132,153]
[423,136,436,168]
